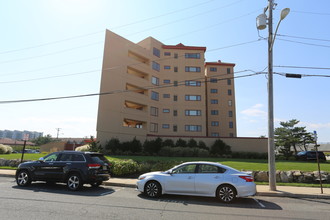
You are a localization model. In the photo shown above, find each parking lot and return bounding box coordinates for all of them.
[1,176,330,219]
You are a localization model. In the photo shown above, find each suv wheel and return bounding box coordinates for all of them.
[16,170,31,187]
[67,173,82,191]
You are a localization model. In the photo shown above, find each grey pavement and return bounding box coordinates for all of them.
[1,169,329,199]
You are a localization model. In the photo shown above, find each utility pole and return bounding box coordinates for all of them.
[267,0,276,191]
[256,0,290,191]
[56,128,61,140]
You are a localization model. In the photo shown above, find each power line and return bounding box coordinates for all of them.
[0,42,103,65]
[277,34,330,43]
[0,39,263,84]
[277,38,330,48]
[274,65,330,70]
[0,0,218,55]
[0,71,263,104]
[0,57,101,77]
[290,10,330,16]
[274,72,330,78]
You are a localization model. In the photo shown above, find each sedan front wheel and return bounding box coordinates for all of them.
[144,181,161,198]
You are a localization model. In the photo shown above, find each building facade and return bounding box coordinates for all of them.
[0,130,43,140]
[97,30,237,145]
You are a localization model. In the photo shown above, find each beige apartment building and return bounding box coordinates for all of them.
[96,30,237,146]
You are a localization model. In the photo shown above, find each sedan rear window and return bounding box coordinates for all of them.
[198,164,226,173]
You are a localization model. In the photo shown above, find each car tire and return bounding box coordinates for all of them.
[16,170,31,187]
[144,181,161,198]
[217,185,237,203]
[67,173,82,191]
[91,181,102,187]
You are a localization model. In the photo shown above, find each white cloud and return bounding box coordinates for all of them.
[241,104,267,117]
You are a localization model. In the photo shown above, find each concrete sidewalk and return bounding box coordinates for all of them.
[1,169,329,199]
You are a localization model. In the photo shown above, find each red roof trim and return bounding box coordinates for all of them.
[205,62,235,67]
[147,134,266,140]
[162,43,206,52]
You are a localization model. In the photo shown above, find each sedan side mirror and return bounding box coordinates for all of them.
[38,157,44,162]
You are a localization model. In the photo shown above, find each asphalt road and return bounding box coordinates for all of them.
[1,176,329,220]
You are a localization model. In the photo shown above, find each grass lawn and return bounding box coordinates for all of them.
[1,153,329,172]
[108,155,330,172]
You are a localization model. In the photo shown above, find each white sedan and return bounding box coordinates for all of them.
[136,161,256,203]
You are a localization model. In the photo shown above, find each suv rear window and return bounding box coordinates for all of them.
[90,154,109,164]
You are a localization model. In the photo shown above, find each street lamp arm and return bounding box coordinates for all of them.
[270,19,283,51]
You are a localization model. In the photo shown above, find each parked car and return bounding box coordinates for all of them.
[16,151,111,191]
[296,151,326,162]
[136,161,256,203]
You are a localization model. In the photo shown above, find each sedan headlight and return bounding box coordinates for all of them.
[138,176,146,180]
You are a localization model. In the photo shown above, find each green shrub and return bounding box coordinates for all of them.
[175,138,187,148]
[143,138,162,155]
[0,144,13,154]
[163,139,175,148]
[104,138,121,154]
[109,159,139,176]
[197,148,209,157]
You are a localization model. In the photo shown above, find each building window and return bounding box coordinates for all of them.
[210,67,217,72]
[211,121,219,126]
[174,81,178,86]
[150,123,158,132]
[163,109,170,113]
[185,80,201,86]
[163,79,170,84]
[210,89,218,93]
[185,125,202,132]
[173,95,178,101]
[150,107,158,116]
[228,100,233,106]
[173,125,178,132]
[228,89,232,95]
[152,61,160,71]
[173,110,177,116]
[185,53,200,59]
[211,110,219,115]
[152,76,159,85]
[164,52,171,56]
[227,68,231,74]
[163,94,170,98]
[185,110,201,116]
[151,91,159,101]
[229,111,233,117]
[211,99,218,104]
[174,66,178,72]
[162,124,170,129]
[164,65,171,70]
[227,79,232,85]
[229,122,234,128]
[211,133,219,137]
[210,78,218,83]
[153,47,160,57]
[185,95,201,101]
[185,66,201,72]
[174,53,178,59]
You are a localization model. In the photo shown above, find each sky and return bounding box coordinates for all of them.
[0,0,329,142]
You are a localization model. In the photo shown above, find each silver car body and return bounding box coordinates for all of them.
[137,161,256,198]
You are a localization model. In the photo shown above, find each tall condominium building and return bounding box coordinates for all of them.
[97,30,237,145]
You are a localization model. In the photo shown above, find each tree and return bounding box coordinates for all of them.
[275,119,315,158]
[210,139,231,156]
[88,136,102,152]
[32,134,54,146]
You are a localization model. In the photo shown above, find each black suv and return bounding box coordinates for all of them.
[16,151,111,191]
[296,151,327,162]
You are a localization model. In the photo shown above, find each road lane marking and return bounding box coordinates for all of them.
[253,198,265,208]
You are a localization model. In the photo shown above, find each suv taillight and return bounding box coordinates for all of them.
[239,176,254,182]
[88,164,101,169]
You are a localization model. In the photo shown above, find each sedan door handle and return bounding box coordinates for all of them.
[188,176,194,179]
[214,176,220,179]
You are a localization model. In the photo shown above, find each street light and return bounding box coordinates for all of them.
[256,0,290,191]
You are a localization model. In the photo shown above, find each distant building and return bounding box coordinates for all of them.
[0,130,43,140]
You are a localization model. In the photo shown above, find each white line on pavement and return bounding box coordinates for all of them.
[253,198,266,208]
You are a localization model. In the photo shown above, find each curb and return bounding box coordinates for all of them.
[103,181,136,188]
[256,192,330,199]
